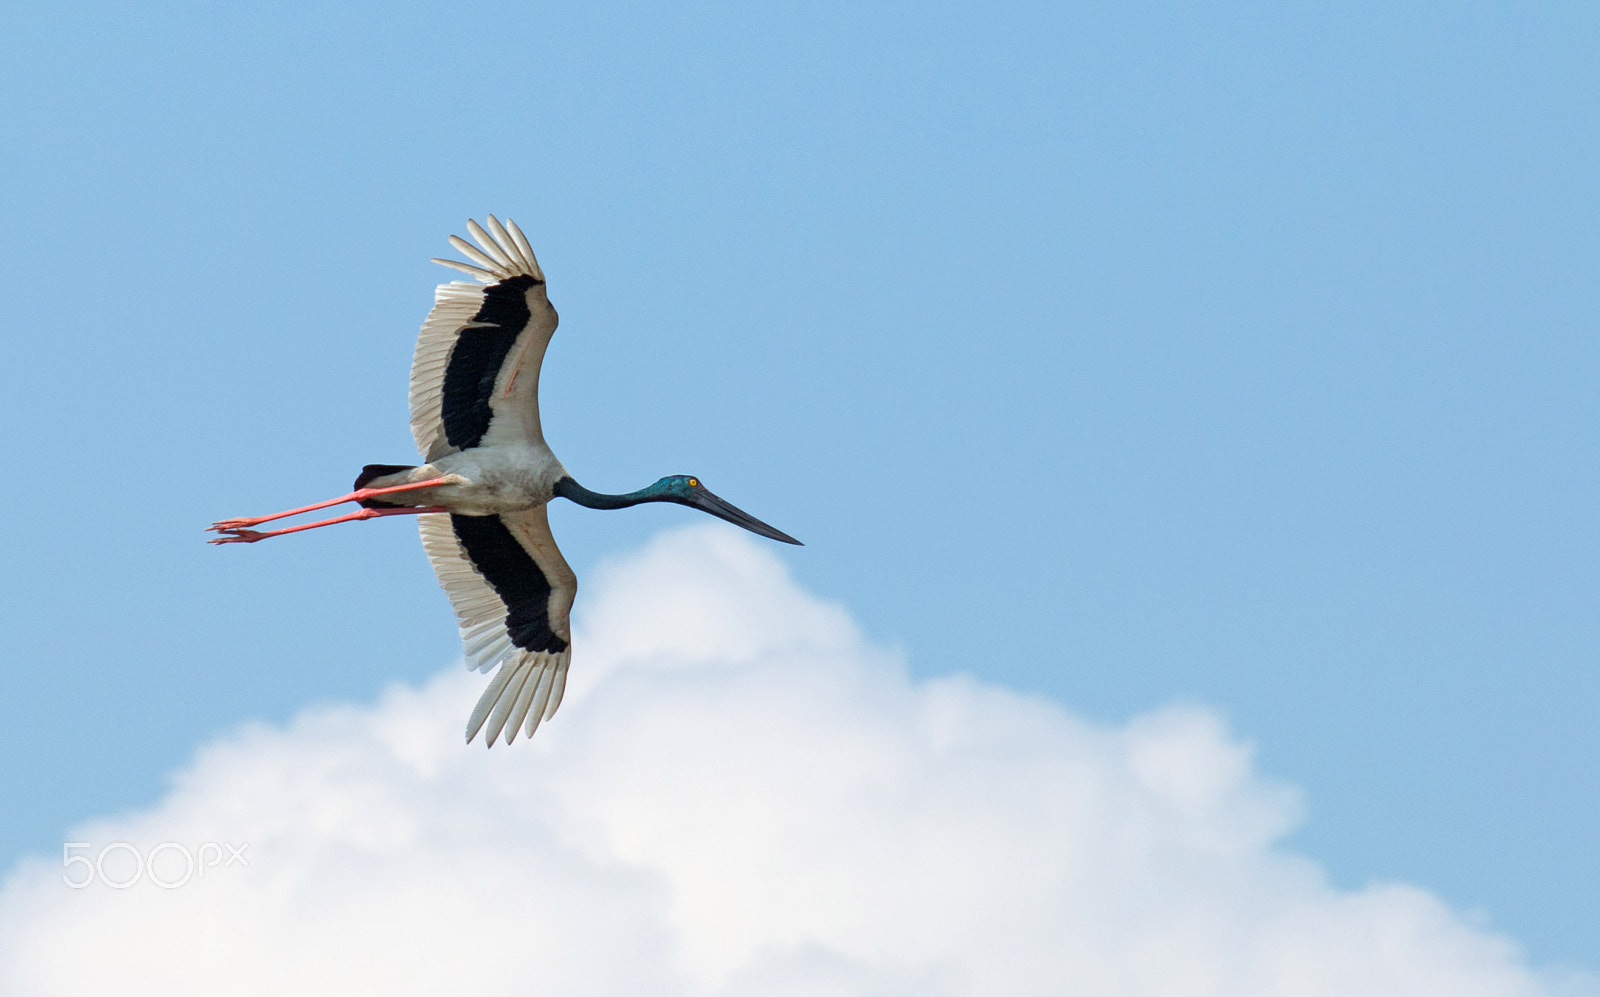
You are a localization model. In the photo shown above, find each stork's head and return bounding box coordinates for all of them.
[649,475,802,545]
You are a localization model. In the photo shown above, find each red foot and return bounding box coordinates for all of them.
[208,529,268,544]
[211,517,271,532]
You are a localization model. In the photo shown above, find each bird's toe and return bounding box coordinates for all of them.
[207,529,265,544]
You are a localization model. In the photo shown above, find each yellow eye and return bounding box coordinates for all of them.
[688,478,699,487]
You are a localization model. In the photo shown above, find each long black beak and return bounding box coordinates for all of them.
[687,488,803,545]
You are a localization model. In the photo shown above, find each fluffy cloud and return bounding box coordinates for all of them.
[0,527,1590,996]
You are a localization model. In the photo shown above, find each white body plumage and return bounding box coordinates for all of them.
[366,445,570,516]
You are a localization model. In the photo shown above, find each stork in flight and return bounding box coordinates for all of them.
[209,217,800,746]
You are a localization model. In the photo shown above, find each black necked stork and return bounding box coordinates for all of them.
[210,216,800,746]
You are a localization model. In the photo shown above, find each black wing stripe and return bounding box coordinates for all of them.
[440,274,539,450]
[450,513,570,654]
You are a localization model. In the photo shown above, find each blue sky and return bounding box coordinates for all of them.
[1,0,1596,972]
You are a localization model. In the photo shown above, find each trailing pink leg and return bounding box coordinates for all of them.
[208,505,450,544]
[208,478,454,532]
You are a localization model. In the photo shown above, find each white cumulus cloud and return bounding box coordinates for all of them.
[1,526,1591,996]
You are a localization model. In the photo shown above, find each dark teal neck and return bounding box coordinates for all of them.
[553,476,674,510]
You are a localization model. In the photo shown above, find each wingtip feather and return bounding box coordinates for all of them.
[465,657,521,744]
[466,218,515,269]
[503,218,544,280]
[523,663,556,737]
[544,656,569,721]
[504,659,544,745]
[430,257,497,282]
[484,215,532,274]
[447,234,507,276]
[432,217,545,285]
[484,657,534,747]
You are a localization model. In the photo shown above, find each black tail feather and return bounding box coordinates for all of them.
[355,464,418,508]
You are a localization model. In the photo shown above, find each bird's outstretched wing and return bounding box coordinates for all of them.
[418,506,577,746]
[410,216,558,463]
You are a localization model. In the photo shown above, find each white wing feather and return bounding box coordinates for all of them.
[408,282,485,462]
[418,509,576,747]
[409,216,554,463]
